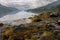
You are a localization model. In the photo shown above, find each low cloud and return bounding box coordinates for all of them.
[0,0,58,10]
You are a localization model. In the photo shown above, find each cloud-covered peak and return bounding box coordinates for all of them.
[0,0,58,10]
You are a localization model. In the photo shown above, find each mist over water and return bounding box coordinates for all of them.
[0,11,36,21]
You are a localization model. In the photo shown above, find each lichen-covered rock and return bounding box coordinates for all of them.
[0,23,3,27]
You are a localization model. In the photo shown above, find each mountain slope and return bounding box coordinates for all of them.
[0,4,19,17]
[26,0,60,13]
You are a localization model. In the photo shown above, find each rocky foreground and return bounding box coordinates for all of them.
[0,5,60,40]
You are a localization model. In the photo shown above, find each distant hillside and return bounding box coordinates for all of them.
[0,4,19,17]
[26,0,60,13]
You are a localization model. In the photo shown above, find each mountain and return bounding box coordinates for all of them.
[0,0,57,10]
[0,4,19,17]
[26,0,60,13]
